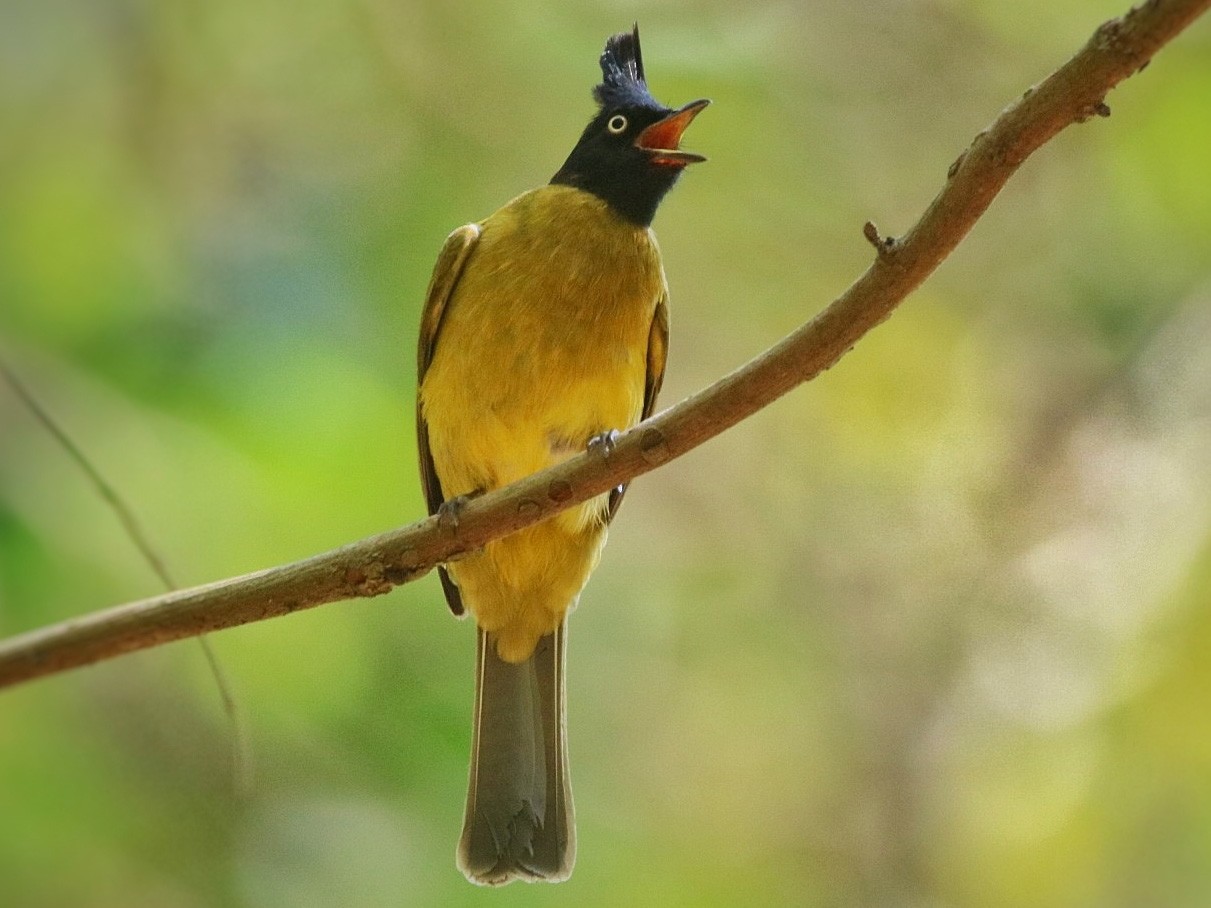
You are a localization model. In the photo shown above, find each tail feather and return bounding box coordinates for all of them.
[457,624,575,885]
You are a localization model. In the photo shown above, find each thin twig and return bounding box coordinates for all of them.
[0,360,252,793]
[0,0,1207,690]
[0,361,177,590]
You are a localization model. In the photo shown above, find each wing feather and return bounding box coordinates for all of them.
[606,293,668,521]
[416,223,481,615]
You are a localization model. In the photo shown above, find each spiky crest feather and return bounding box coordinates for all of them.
[593,25,657,111]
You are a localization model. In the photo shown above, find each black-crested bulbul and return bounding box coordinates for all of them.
[416,25,707,885]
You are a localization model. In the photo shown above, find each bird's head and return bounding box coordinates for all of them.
[551,25,709,227]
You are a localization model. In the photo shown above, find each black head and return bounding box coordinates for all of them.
[551,25,708,228]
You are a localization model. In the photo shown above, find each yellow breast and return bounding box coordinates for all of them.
[420,184,667,660]
[422,185,664,496]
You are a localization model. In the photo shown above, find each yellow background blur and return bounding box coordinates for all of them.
[3,1,1211,905]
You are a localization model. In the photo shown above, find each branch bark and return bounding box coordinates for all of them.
[2,0,1207,689]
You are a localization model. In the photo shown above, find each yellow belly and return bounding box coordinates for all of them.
[420,185,666,662]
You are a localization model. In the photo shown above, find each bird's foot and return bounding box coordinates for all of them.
[587,429,621,458]
[437,493,477,532]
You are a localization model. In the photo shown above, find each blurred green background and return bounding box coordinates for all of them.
[2,0,1211,905]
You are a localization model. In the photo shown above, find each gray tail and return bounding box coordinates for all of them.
[457,623,575,885]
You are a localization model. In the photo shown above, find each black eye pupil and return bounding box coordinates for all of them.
[609,116,627,132]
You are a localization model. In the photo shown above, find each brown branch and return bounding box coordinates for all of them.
[1,0,1207,690]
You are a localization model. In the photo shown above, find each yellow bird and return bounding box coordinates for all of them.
[416,25,707,885]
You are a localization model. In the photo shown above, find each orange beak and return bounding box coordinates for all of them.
[635,98,710,166]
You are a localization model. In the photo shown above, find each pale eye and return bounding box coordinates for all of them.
[607,114,628,134]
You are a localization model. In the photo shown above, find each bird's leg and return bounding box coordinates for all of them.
[587,429,620,458]
[437,488,483,532]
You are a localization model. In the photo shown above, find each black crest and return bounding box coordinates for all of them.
[593,25,657,111]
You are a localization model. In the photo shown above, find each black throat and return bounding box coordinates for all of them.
[550,151,683,228]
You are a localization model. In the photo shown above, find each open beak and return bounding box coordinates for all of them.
[635,98,710,166]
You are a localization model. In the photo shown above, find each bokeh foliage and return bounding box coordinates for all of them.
[2,1,1210,905]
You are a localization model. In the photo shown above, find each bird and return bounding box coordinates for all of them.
[415,25,707,885]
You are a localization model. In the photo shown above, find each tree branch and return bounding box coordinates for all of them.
[2,0,1207,690]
